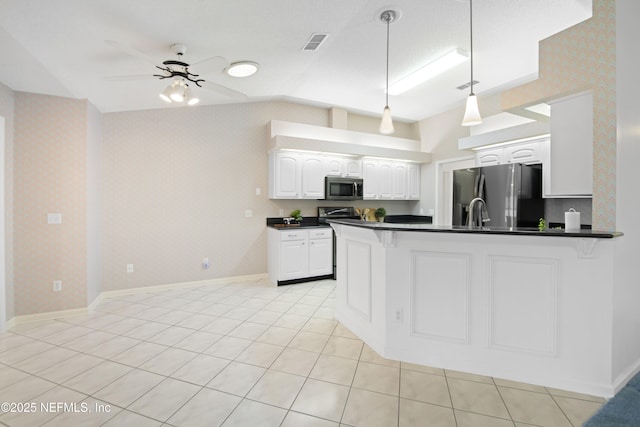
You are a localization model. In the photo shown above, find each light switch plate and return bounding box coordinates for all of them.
[47,213,62,224]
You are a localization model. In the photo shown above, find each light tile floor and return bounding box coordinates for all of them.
[0,278,605,426]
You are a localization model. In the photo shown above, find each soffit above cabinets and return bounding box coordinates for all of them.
[268,120,431,163]
[458,120,550,151]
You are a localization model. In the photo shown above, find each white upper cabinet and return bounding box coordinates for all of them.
[475,139,545,166]
[545,91,593,197]
[323,156,362,178]
[363,159,420,200]
[301,155,325,198]
[393,162,408,199]
[504,140,544,164]
[269,151,301,199]
[362,159,380,199]
[269,151,324,199]
[344,159,363,177]
[324,156,343,176]
[270,151,420,201]
[476,148,504,166]
[407,163,420,200]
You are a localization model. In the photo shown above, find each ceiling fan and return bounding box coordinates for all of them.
[105,41,249,103]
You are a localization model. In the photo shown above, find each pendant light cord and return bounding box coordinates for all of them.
[385,14,390,107]
[469,0,474,96]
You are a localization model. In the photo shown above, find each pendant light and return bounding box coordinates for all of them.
[462,0,482,126]
[379,10,397,135]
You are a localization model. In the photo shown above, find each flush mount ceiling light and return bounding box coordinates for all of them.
[388,49,468,96]
[226,61,259,77]
[462,0,482,126]
[379,9,399,135]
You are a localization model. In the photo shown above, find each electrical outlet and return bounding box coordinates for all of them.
[202,257,210,269]
[53,280,62,292]
[394,308,403,322]
[279,209,284,216]
[244,209,253,217]
[126,264,134,273]
[255,187,261,196]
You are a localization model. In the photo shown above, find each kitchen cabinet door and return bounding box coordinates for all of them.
[504,140,543,164]
[476,148,504,166]
[279,239,308,280]
[308,237,332,276]
[378,161,394,199]
[301,155,325,199]
[546,91,593,197]
[324,155,343,177]
[407,163,421,200]
[269,152,301,199]
[362,160,380,200]
[344,159,363,177]
[393,162,408,199]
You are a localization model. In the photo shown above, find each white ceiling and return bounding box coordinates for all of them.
[0,0,592,121]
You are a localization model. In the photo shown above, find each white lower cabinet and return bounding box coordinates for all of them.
[268,227,333,284]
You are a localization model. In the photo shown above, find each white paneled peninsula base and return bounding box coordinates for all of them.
[329,220,629,397]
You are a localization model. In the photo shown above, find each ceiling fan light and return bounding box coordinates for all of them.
[462,94,482,126]
[170,82,185,102]
[184,87,199,105]
[226,61,259,77]
[159,86,173,103]
[379,106,395,135]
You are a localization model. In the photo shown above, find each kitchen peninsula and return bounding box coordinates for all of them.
[329,219,627,397]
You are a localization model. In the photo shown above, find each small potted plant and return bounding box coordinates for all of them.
[374,207,386,222]
[290,209,303,224]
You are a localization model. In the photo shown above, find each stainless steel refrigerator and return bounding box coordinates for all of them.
[452,163,544,228]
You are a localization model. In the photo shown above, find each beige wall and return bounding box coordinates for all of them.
[86,102,102,305]
[502,0,615,230]
[102,100,417,292]
[4,92,418,316]
[14,93,89,315]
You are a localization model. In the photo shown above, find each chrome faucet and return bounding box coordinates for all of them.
[467,197,490,229]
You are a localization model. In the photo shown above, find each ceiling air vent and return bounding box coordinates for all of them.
[303,33,329,51]
[457,80,479,91]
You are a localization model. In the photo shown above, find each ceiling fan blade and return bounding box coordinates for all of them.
[105,74,157,82]
[105,40,158,65]
[192,56,228,74]
[201,80,248,101]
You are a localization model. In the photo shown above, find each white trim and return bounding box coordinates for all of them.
[10,307,92,325]
[434,155,475,226]
[5,273,269,328]
[0,116,5,333]
[99,273,268,299]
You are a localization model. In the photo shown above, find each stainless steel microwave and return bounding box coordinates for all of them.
[325,176,363,200]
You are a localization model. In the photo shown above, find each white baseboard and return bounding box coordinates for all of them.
[5,273,269,328]
[99,273,269,299]
[10,306,92,326]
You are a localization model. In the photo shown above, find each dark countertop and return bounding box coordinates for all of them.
[268,223,332,230]
[266,216,331,230]
[327,218,623,239]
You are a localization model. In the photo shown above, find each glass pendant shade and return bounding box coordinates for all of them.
[170,83,185,102]
[462,94,482,126]
[185,87,199,105]
[379,106,395,135]
[159,86,172,103]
